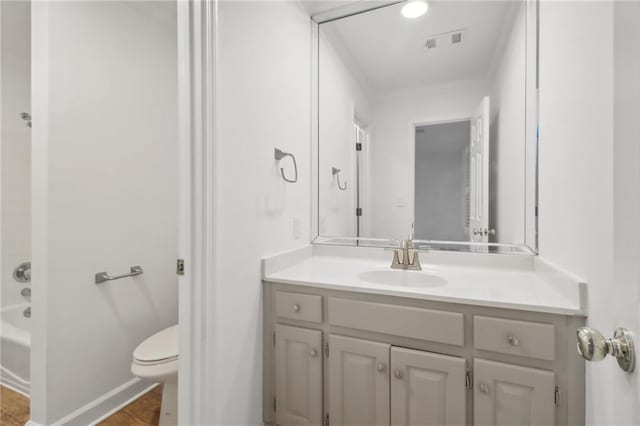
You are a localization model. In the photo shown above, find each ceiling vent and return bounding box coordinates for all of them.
[424,29,466,51]
[451,31,464,44]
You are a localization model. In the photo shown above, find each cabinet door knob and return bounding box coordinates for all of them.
[292,304,300,312]
[479,383,490,394]
[394,369,403,379]
[507,335,520,346]
[309,348,318,358]
[376,363,386,372]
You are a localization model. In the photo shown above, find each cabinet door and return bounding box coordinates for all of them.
[329,335,390,426]
[275,324,323,426]
[474,359,555,426]
[390,347,466,426]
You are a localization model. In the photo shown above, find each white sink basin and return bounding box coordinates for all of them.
[357,270,447,288]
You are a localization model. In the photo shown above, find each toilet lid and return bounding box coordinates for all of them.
[134,325,179,363]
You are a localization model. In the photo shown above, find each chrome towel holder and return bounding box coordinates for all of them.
[95,265,143,284]
[274,148,298,183]
[332,167,347,190]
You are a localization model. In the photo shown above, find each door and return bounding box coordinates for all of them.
[329,335,390,426]
[469,96,490,242]
[30,2,179,423]
[390,347,466,426]
[275,324,323,426]
[474,359,555,426]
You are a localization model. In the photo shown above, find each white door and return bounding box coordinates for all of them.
[469,96,490,242]
[390,347,466,426]
[30,2,178,423]
[275,325,323,426]
[329,335,390,426]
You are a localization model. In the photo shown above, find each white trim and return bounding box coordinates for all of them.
[177,1,218,424]
[38,378,153,426]
[407,115,472,235]
[88,383,159,425]
[30,1,50,423]
[310,20,319,240]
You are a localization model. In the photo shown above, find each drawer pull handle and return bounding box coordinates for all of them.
[309,348,318,358]
[376,363,386,373]
[507,335,520,346]
[479,383,490,394]
[394,369,403,379]
[292,304,300,312]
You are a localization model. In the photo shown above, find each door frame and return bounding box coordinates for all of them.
[407,115,471,239]
[177,1,218,424]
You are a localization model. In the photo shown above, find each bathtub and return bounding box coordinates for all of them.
[0,303,30,395]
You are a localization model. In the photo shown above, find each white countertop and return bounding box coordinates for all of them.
[262,246,587,316]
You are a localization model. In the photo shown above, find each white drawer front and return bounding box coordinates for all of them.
[275,291,323,323]
[474,316,555,361]
[328,297,464,346]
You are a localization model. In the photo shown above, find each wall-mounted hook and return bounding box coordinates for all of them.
[274,148,298,183]
[332,167,347,191]
[21,112,31,128]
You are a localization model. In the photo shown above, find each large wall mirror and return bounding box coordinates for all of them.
[313,0,538,254]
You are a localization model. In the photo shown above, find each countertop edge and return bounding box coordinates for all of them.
[262,277,586,317]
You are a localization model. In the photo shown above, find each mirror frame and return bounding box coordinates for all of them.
[310,0,539,255]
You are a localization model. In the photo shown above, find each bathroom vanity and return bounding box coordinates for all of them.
[262,248,586,426]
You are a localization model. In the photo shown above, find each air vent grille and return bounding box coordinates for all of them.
[424,29,466,51]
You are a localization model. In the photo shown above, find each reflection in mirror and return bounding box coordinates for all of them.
[316,0,537,252]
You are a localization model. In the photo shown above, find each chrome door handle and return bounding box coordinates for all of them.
[95,266,143,284]
[577,327,635,372]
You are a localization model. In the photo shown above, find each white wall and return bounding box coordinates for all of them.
[30,1,178,423]
[369,79,486,239]
[538,1,639,424]
[214,1,311,423]
[318,29,372,237]
[1,0,31,309]
[488,2,526,244]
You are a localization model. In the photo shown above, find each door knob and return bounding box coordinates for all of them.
[376,363,386,372]
[576,327,635,372]
[292,304,300,312]
[507,335,520,346]
[478,383,490,394]
[394,369,403,379]
[309,348,318,358]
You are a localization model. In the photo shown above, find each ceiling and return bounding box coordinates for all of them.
[321,1,520,95]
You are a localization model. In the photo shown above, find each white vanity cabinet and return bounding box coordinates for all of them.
[328,335,390,426]
[264,284,585,426]
[274,324,323,426]
[390,346,467,426]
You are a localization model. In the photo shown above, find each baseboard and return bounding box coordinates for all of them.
[26,421,45,426]
[44,378,157,426]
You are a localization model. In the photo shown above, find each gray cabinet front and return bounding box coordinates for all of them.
[275,324,323,426]
[391,347,466,426]
[329,335,390,426]
[474,358,555,426]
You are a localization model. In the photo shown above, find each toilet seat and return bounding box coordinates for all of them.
[133,325,178,365]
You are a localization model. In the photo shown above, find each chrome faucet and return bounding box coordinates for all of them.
[391,235,422,271]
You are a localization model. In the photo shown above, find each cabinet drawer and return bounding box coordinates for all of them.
[474,316,555,361]
[328,297,464,346]
[275,291,323,323]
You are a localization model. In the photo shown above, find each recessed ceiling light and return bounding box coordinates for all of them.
[401,0,429,19]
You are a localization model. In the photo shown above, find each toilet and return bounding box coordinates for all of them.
[131,325,179,426]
